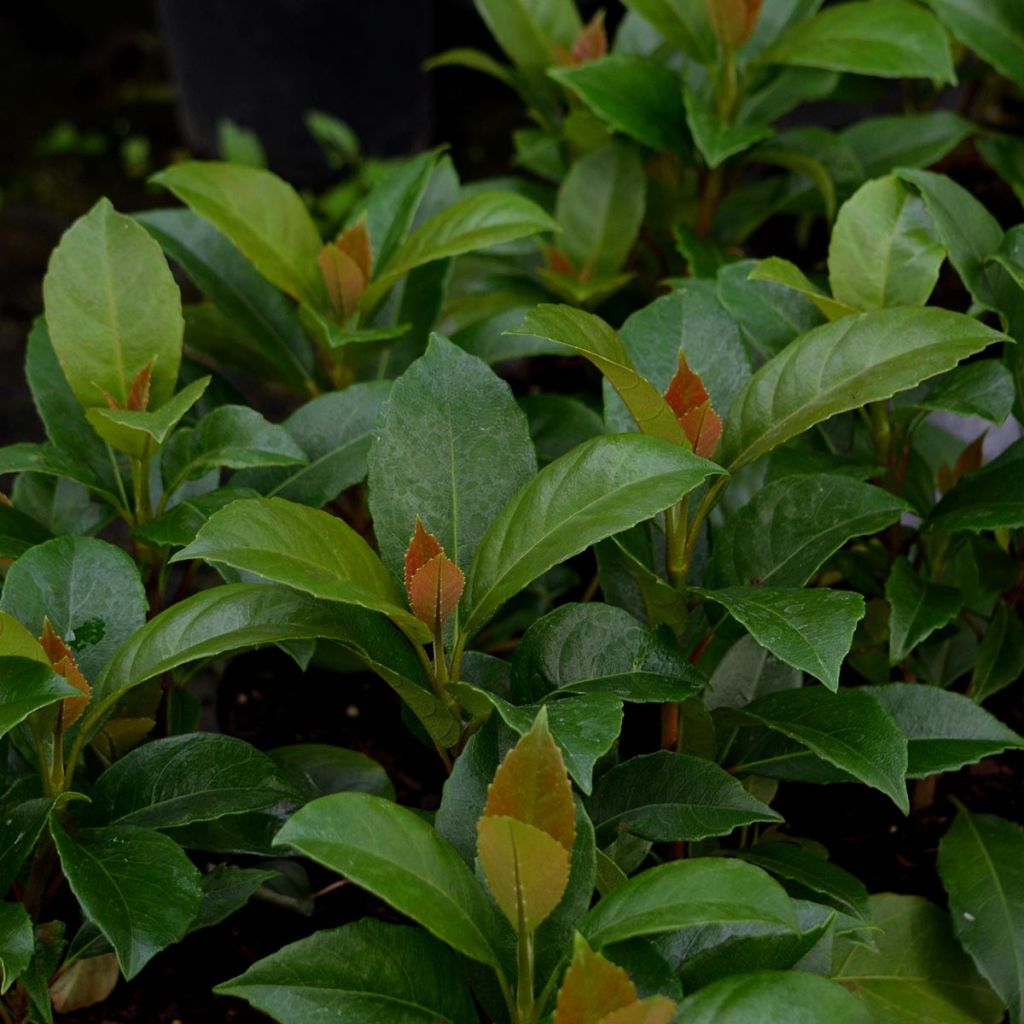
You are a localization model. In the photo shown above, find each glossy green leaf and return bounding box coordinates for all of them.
[511,305,690,447]
[619,0,715,62]
[0,901,32,994]
[510,602,704,704]
[684,88,774,169]
[216,919,478,1024]
[925,0,1024,88]
[270,744,395,802]
[929,439,1024,533]
[828,176,945,310]
[588,752,782,843]
[276,792,507,968]
[1,536,147,680]
[51,818,202,979]
[556,141,646,278]
[708,474,907,588]
[733,687,909,811]
[234,383,390,507]
[136,208,315,391]
[886,558,962,664]
[835,892,1004,1023]
[363,191,557,311]
[582,858,797,947]
[937,809,1024,1024]
[189,865,280,934]
[747,258,856,321]
[550,56,689,155]
[680,970,874,1023]
[0,658,78,741]
[91,733,299,828]
[464,434,722,636]
[764,0,955,82]
[150,161,326,309]
[719,307,1005,471]
[843,112,973,180]
[472,0,580,71]
[133,487,258,549]
[0,796,56,895]
[368,334,536,585]
[696,586,865,690]
[897,360,1015,423]
[173,496,426,641]
[42,198,183,413]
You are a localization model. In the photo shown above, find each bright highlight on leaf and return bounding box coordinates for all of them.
[39,618,91,728]
[319,218,373,321]
[555,935,678,1024]
[663,353,722,458]
[403,518,465,631]
[476,708,576,932]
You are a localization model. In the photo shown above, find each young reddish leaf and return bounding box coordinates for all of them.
[598,998,679,1024]
[938,432,985,495]
[573,11,608,63]
[0,492,10,508]
[664,354,722,458]
[482,707,576,853]
[477,815,570,932]
[40,619,92,728]
[126,362,153,412]
[705,0,763,48]
[318,244,365,321]
[407,551,466,632]
[336,218,373,282]
[404,517,444,593]
[543,244,580,281]
[555,936,638,1024]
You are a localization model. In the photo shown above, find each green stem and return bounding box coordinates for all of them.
[516,926,535,1024]
[665,497,689,589]
[104,442,132,521]
[681,476,730,579]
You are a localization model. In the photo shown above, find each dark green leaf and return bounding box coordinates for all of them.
[886,558,963,664]
[472,0,580,71]
[133,487,259,549]
[519,395,603,466]
[0,796,55,895]
[270,744,395,802]
[897,360,1015,424]
[924,0,1024,88]
[619,0,715,62]
[0,901,32,994]
[189,865,280,933]
[929,439,1024,533]
[843,112,973,180]
[685,88,774,169]
[972,603,1024,704]
[0,502,52,559]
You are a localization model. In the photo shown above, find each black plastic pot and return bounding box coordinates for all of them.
[157,0,433,186]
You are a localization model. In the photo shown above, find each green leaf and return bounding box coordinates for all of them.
[42,198,184,412]
[85,375,210,457]
[696,587,865,691]
[835,892,1004,1024]
[764,0,955,82]
[550,56,688,156]
[216,919,478,1024]
[708,474,907,588]
[828,176,945,310]
[276,792,507,968]
[520,395,604,466]
[1,536,147,681]
[684,88,774,169]
[897,360,1015,423]
[234,384,390,507]
[732,687,909,812]
[189,865,280,933]
[582,858,797,947]
[172,497,427,642]
[160,405,307,493]
[747,258,857,321]
[865,683,1024,779]
[367,334,536,585]
[588,751,782,843]
[719,306,1005,471]
[0,796,56,895]
[885,558,962,664]
[619,0,716,62]
[510,305,689,447]
[270,744,395,802]
[555,141,646,278]
[51,818,202,979]
[978,135,1024,208]
[0,658,78,740]
[136,208,315,392]
[90,733,299,829]
[0,502,52,559]
[843,112,973,180]
[93,584,457,748]
[464,434,723,636]
[510,602,704,704]
[972,603,1024,704]
[133,487,258,549]
[0,901,32,994]
[705,634,802,711]
[734,842,870,921]
[680,971,874,1023]
[472,0,581,72]
[362,191,557,312]
[929,439,1024,533]
[925,0,1024,89]
[150,161,326,309]
[937,809,1024,1024]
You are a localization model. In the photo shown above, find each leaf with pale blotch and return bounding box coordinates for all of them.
[39,619,91,727]
[477,815,570,932]
[598,998,678,1024]
[408,552,465,632]
[664,354,722,459]
[556,936,638,1024]
[404,518,444,592]
[482,709,576,852]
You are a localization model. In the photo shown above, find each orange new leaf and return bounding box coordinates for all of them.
[126,362,153,412]
[705,0,763,48]
[664,354,722,458]
[40,619,91,727]
[555,937,639,1024]
[404,519,463,631]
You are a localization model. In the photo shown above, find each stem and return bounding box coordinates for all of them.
[516,926,535,1024]
[104,442,132,521]
[665,498,689,589]
[681,477,730,577]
